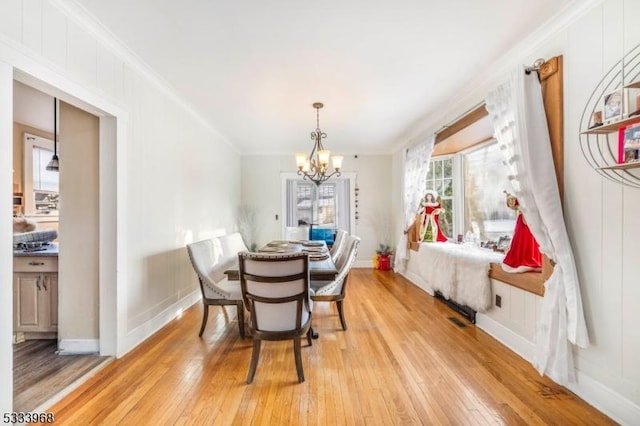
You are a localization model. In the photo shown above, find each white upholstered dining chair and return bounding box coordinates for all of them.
[311,235,360,331]
[219,232,249,256]
[186,238,245,338]
[329,229,348,262]
[238,251,313,384]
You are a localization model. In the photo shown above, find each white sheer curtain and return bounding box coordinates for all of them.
[485,67,589,385]
[394,135,435,272]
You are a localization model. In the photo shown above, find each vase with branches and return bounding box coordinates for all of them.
[371,210,393,253]
[237,205,262,251]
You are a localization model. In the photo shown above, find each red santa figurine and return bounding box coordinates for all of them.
[501,191,542,273]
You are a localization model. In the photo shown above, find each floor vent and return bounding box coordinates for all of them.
[448,317,467,328]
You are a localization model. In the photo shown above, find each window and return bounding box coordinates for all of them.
[416,66,564,297]
[32,146,58,192]
[293,183,314,226]
[316,184,337,227]
[462,143,516,243]
[426,140,515,246]
[23,133,59,216]
[425,157,453,238]
[286,179,349,231]
[282,173,356,241]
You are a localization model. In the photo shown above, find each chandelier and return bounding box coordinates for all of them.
[46,97,60,172]
[295,102,343,185]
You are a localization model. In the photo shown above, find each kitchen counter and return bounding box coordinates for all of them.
[13,242,59,257]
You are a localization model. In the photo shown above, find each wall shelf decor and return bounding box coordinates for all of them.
[581,114,640,135]
[599,162,640,170]
[579,44,640,188]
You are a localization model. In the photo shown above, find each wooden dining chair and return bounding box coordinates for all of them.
[311,235,360,330]
[238,252,313,384]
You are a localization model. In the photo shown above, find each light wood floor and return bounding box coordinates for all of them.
[13,339,111,412]
[48,269,614,425]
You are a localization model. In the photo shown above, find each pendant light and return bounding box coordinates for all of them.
[46,97,60,172]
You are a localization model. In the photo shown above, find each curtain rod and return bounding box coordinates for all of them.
[525,58,546,74]
[435,56,547,138]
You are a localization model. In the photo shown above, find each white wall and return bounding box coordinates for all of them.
[396,0,640,422]
[0,0,241,411]
[565,1,640,416]
[13,81,54,132]
[240,155,288,247]
[241,154,392,263]
[354,155,393,259]
[0,61,15,415]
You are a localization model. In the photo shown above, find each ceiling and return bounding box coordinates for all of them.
[74,0,574,155]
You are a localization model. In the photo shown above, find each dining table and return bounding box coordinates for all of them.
[223,239,338,281]
[224,239,337,340]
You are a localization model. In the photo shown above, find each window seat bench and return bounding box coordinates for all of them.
[416,242,505,313]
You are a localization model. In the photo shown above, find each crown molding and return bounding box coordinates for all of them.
[51,0,240,155]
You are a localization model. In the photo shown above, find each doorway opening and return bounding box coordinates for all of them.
[10,73,119,411]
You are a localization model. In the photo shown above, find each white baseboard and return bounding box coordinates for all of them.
[353,262,431,284]
[475,313,536,362]
[120,289,201,357]
[567,371,640,426]
[57,339,100,355]
[399,270,434,296]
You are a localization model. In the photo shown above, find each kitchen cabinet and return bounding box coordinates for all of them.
[13,256,58,336]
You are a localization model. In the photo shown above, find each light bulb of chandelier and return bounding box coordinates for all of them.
[318,150,331,166]
[332,155,343,170]
[302,160,311,173]
[295,153,307,169]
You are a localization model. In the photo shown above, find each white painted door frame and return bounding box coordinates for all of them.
[10,68,126,358]
[0,39,130,411]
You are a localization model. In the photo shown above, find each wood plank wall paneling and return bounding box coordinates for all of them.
[46,269,614,425]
